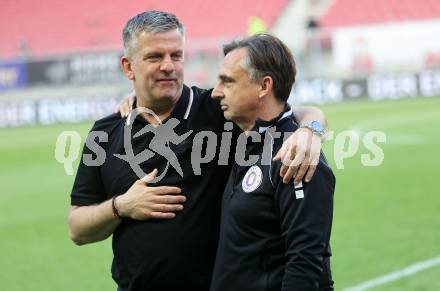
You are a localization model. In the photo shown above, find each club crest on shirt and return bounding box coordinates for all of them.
[242,165,263,193]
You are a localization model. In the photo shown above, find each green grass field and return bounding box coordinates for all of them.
[1,97,439,290]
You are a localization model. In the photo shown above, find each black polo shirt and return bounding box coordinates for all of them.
[210,106,335,291]
[71,85,237,291]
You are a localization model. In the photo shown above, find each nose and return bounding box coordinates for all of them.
[160,55,174,73]
[211,83,224,100]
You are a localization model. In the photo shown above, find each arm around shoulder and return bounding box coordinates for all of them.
[292,106,328,129]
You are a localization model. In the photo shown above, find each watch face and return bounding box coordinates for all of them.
[311,120,323,132]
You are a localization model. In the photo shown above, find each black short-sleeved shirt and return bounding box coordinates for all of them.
[71,85,238,291]
[210,106,335,291]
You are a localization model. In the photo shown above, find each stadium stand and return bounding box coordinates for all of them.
[1,0,289,58]
[319,0,440,28]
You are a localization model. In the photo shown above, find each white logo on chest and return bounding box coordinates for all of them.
[242,165,263,193]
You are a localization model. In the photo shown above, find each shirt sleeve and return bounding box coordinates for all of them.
[70,124,107,206]
[272,157,335,291]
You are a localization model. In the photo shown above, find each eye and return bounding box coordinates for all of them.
[223,78,233,86]
[218,76,234,87]
[144,55,161,61]
[171,53,183,61]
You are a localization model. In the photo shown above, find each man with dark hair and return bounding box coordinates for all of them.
[210,33,334,291]
[222,34,296,103]
[68,11,330,291]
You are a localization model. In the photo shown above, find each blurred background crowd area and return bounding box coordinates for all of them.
[1,0,440,127]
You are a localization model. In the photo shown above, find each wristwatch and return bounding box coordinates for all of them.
[300,120,326,136]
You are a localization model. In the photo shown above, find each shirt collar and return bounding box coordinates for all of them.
[252,104,293,134]
[126,85,193,126]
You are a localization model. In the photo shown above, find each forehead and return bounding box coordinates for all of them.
[134,29,184,52]
[220,48,249,75]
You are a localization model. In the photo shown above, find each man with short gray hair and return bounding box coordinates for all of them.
[122,10,185,55]
[68,11,330,291]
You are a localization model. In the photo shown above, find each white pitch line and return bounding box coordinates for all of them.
[343,256,440,291]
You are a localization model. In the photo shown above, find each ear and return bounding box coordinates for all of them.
[121,56,135,81]
[258,76,273,99]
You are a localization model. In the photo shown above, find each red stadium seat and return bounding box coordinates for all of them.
[1,0,289,58]
[319,0,440,29]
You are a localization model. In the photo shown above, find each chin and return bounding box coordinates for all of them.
[223,112,234,122]
[154,90,177,100]
[157,87,179,98]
